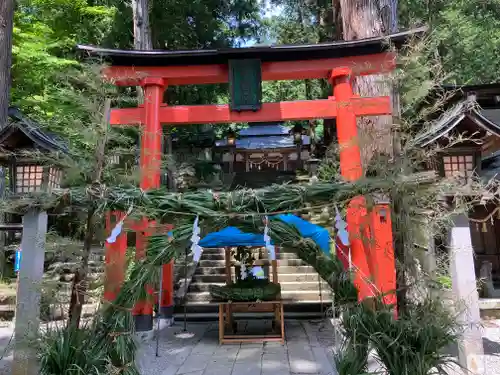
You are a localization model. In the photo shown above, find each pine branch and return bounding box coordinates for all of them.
[0,171,443,218]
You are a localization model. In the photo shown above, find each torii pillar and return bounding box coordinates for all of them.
[134,77,174,331]
[104,78,174,333]
[330,67,396,303]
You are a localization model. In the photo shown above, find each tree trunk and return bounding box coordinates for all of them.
[132,0,153,103]
[0,0,14,127]
[338,0,398,168]
[132,0,153,50]
[68,100,111,328]
[68,209,95,328]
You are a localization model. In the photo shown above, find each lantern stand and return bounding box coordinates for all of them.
[307,158,321,178]
[227,129,236,175]
[0,107,67,375]
[174,245,194,339]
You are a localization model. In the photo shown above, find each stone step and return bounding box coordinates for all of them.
[194,265,316,276]
[201,250,303,261]
[201,253,225,261]
[278,273,325,282]
[200,248,225,255]
[194,267,226,276]
[188,281,330,293]
[191,272,326,284]
[198,258,309,268]
[185,290,329,303]
[191,274,230,283]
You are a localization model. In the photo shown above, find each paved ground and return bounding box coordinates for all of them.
[472,320,500,375]
[0,318,499,374]
[137,320,338,375]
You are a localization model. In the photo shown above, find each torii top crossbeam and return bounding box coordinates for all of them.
[79,27,424,85]
[78,27,424,332]
[78,28,425,127]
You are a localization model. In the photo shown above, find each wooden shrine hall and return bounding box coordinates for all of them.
[77,26,425,333]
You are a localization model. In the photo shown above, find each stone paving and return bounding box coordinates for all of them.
[0,318,500,374]
[136,319,339,375]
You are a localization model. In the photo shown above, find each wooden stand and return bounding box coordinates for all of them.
[218,300,284,344]
[218,247,284,344]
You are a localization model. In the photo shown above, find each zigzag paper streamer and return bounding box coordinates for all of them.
[240,262,247,280]
[263,216,276,260]
[106,205,134,244]
[190,216,203,262]
[334,206,350,247]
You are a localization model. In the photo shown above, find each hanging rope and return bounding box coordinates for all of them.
[334,242,381,296]
[468,206,500,223]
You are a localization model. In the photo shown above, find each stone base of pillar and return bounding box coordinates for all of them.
[159,305,175,330]
[160,305,174,320]
[134,314,153,332]
[157,318,174,331]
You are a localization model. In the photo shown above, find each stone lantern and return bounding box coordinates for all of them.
[0,107,67,375]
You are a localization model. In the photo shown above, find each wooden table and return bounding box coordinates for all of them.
[218,300,284,344]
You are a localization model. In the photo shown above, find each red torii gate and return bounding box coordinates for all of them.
[79,27,424,332]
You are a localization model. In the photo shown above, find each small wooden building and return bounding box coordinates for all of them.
[415,84,500,285]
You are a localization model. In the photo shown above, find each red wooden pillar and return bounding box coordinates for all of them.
[160,225,174,320]
[104,211,127,302]
[330,67,374,301]
[133,77,169,332]
[369,203,397,307]
[132,218,153,330]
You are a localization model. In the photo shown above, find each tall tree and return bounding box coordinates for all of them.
[0,0,14,127]
[337,0,398,167]
[132,0,152,50]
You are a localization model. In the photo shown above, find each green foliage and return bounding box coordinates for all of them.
[436,275,452,290]
[39,322,108,375]
[11,0,262,137]
[349,299,459,375]
[11,1,115,121]
[399,0,500,83]
[210,279,281,302]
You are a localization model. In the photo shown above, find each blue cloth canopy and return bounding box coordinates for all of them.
[198,214,330,254]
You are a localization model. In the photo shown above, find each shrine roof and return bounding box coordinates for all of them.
[239,123,289,137]
[0,107,68,153]
[413,98,500,147]
[216,135,310,149]
[482,150,500,180]
[77,27,426,67]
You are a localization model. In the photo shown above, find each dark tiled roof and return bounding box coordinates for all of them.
[0,107,68,153]
[482,152,500,181]
[216,135,310,149]
[413,99,500,147]
[239,123,289,137]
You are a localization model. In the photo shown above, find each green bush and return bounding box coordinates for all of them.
[343,299,459,375]
[39,322,108,375]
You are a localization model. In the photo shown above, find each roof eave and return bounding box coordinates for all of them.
[76,26,427,66]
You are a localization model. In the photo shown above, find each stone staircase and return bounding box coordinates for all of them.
[179,247,331,318]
